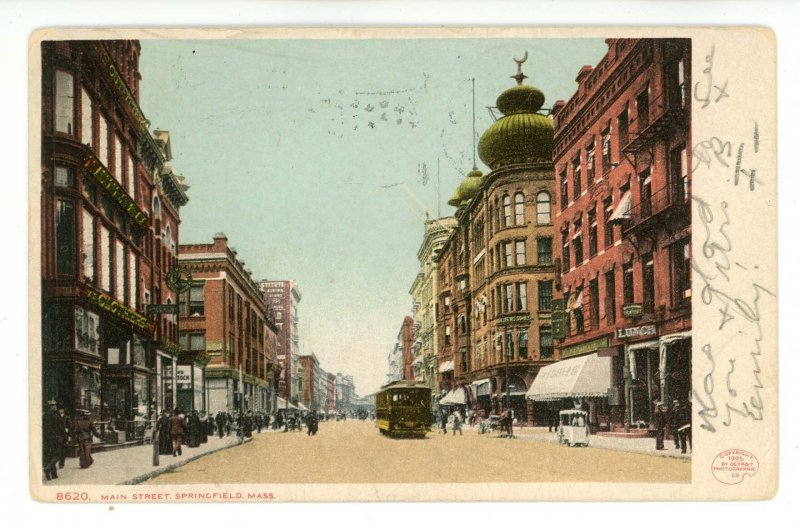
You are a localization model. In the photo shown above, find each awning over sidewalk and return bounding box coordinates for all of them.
[526,353,612,401]
[440,386,467,405]
[276,397,299,410]
[439,360,454,373]
[471,379,491,396]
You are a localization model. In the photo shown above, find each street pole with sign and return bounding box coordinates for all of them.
[165,266,192,411]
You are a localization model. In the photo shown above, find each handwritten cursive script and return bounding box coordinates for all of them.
[694,45,730,109]
[691,196,775,431]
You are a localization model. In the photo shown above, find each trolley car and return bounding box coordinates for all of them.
[375,381,431,438]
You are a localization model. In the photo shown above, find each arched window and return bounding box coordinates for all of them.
[165,224,173,253]
[152,195,161,221]
[514,192,525,225]
[536,191,552,225]
[502,195,512,227]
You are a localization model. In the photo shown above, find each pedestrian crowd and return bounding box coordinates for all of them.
[42,400,279,482]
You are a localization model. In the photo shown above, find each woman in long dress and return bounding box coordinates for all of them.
[73,409,100,468]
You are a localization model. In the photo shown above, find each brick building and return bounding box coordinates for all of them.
[258,280,301,402]
[531,38,691,431]
[40,40,189,439]
[436,56,557,424]
[178,233,278,414]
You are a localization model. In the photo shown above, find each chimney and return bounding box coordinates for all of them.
[212,232,228,251]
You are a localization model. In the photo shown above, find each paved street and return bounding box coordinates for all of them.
[146,420,690,484]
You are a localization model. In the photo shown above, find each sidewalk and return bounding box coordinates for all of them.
[45,432,259,486]
[460,424,692,459]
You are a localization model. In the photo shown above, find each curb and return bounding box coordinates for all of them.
[517,433,692,460]
[122,436,254,485]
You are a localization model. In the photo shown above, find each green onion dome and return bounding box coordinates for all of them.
[478,82,553,170]
[448,168,484,207]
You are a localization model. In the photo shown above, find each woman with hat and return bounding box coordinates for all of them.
[74,409,101,468]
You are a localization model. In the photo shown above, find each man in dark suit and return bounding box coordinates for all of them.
[57,406,71,469]
[215,411,227,439]
[42,400,63,480]
[170,408,188,456]
[674,401,691,454]
[654,402,667,450]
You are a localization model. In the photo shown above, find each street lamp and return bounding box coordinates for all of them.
[504,337,514,438]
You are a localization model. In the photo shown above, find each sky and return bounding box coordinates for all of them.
[138,37,608,396]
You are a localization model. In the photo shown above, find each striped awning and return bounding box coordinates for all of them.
[526,353,612,401]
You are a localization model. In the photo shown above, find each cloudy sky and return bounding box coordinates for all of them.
[138,36,607,395]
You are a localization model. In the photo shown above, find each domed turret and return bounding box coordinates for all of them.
[478,52,554,170]
[447,168,484,207]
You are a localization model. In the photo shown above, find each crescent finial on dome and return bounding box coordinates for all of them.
[511,51,529,85]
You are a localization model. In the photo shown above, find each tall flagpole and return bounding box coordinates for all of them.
[472,77,477,171]
[437,157,441,218]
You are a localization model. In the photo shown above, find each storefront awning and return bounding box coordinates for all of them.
[609,191,632,222]
[658,331,692,389]
[440,386,467,405]
[296,402,308,411]
[471,379,491,397]
[526,353,612,401]
[627,340,660,352]
[439,360,454,373]
[276,397,298,410]
[660,331,692,346]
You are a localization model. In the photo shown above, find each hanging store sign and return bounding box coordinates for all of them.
[597,347,619,357]
[147,303,179,314]
[84,287,154,333]
[551,299,566,339]
[166,266,193,293]
[82,154,148,226]
[622,303,644,318]
[615,324,657,340]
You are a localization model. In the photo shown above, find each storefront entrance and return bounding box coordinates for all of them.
[627,342,660,425]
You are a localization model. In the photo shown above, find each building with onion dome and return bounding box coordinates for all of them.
[435,54,556,425]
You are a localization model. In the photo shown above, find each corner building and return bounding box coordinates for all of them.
[40,40,189,440]
[436,58,557,424]
[179,234,278,415]
[543,38,691,430]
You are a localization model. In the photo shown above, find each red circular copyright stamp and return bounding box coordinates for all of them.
[711,449,759,484]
